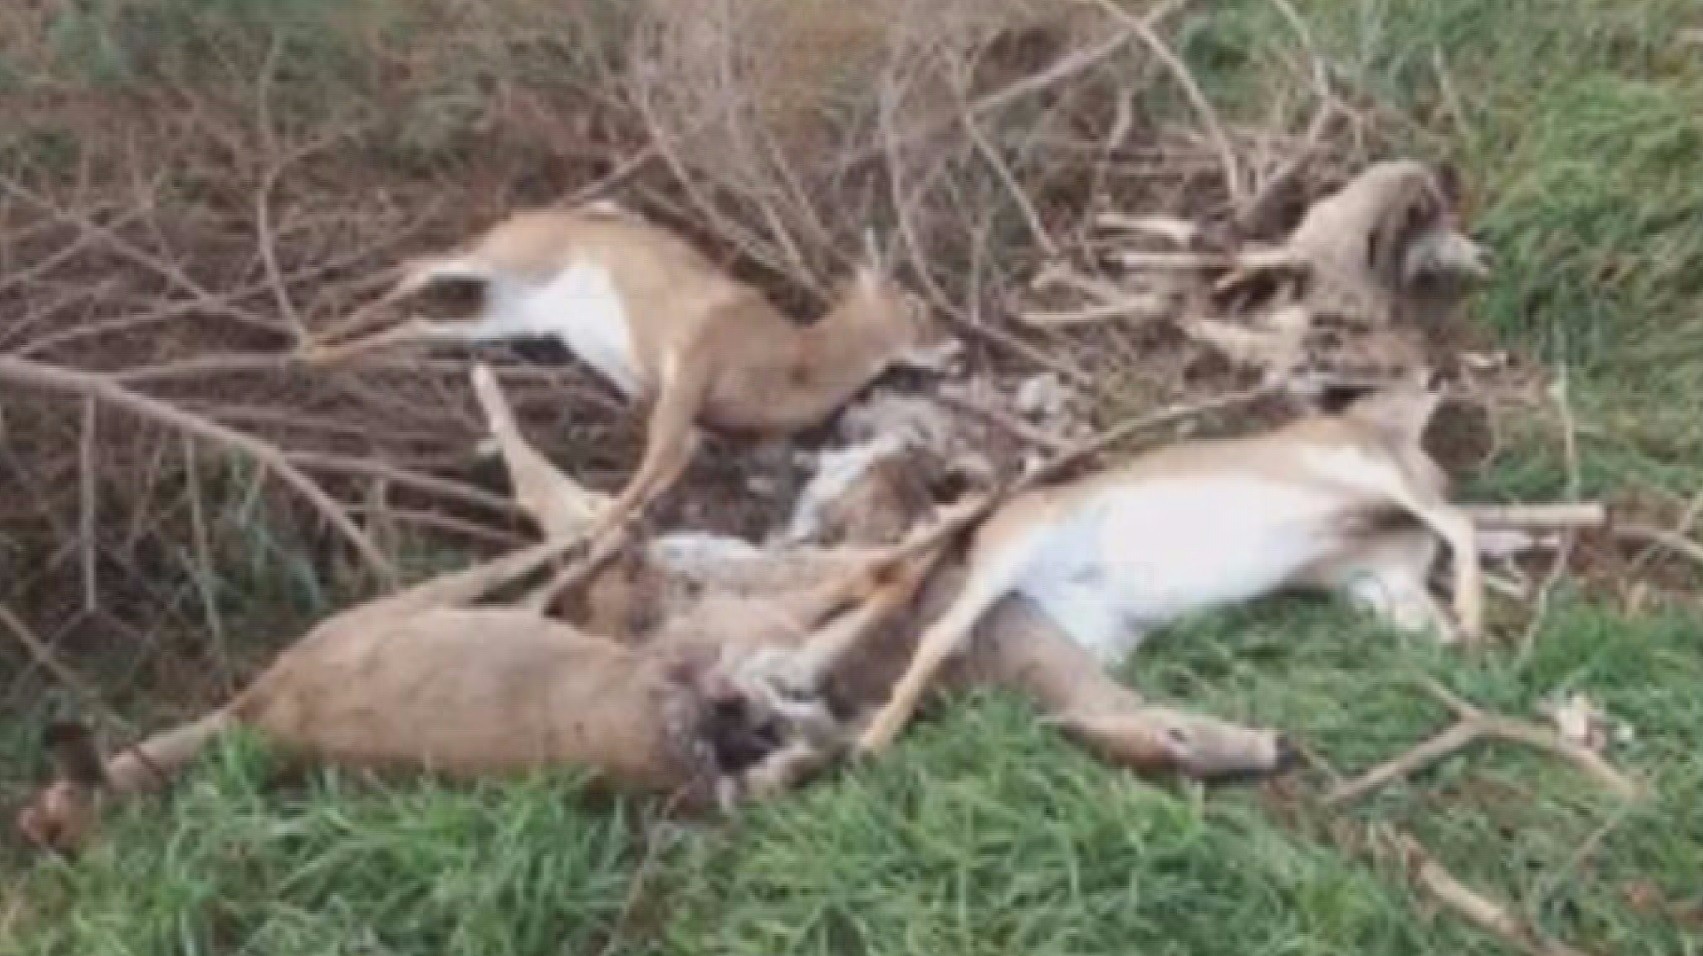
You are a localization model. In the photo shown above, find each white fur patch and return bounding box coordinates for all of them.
[471,261,642,396]
[648,532,764,576]
[1014,477,1351,661]
[781,435,905,544]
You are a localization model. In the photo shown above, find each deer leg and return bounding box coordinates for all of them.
[471,363,610,543]
[857,529,1037,753]
[1383,480,1482,641]
[1317,455,1483,641]
[1296,526,1455,641]
[302,318,471,364]
[17,712,236,853]
[955,599,1289,778]
[584,366,707,542]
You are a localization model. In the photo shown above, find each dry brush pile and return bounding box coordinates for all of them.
[0,0,1539,713]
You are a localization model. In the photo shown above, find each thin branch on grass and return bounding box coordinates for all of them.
[1395,831,1597,956]
[1019,293,1171,327]
[0,355,399,586]
[1326,676,1643,806]
[1232,0,1339,236]
[1461,503,1606,529]
[1520,368,1582,652]
[1613,522,1703,573]
[564,143,663,206]
[876,68,1094,388]
[1629,486,1703,574]
[344,505,529,547]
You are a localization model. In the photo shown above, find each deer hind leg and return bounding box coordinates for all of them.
[1298,526,1456,641]
[586,362,707,542]
[1314,450,1483,640]
[304,317,473,364]
[958,600,1289,779]
[857,521,1044,753]
[1383,480,1481,641]
[17,712,236,852]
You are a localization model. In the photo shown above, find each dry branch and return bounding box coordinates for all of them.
[1326,676,1642,806]
[0,604,109,717]
[0,356,398,586]
[1396,832,1596,956]
[1081,0,1244,206]
[1462,504,1607,529]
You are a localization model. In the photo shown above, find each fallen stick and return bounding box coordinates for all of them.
[1462,503,1608,529]
[1613,521,1703,572]
[1326,676,1642,806]
[0,355,398,586]
[1396,832,1596,956]
[1018,293,1171,327]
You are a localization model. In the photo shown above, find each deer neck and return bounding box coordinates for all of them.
[785,296,908,418]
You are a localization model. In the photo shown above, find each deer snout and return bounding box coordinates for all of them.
[1147,711,1292,782]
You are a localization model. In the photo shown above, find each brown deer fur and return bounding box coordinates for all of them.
[856,377,1482,753]
[307,203,956,542]
[14,368,933,853]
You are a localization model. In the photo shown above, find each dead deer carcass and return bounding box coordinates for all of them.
[858,377,1483,752]
[1125,160,1492,391]
[307,203,958,539]
[566,396,1293,781]
[13,366,920,853]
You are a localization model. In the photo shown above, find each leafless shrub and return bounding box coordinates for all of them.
[0,0,1391,716]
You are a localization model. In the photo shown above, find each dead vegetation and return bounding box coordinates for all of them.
[0,0,1328,698]
[5,3,1701,953]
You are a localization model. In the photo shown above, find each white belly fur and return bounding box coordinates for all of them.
[1015,477,1348,662]
[479,262,642,396]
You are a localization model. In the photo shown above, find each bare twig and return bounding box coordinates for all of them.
[1519,368,1583,652]
[1629,487,1703,574]
[1327,676,1642,805]
[1019,293,1170,327]
[0,356,398,586]
[0,604,109,717]
[180,436,228,669]
[344,505,529,546]
[285,452,526,518]
[839,0,1193,168]
[1081,0,1245,206]
[1461,503,1607,529]
[0,176,292,338]
[876,69,1093,388]
[936,390,1073,454]
[1613,522,1703,572]
[78,398,99,616]
[956,71,1058,259]
[1395,831,1596,956]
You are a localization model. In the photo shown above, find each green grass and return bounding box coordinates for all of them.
[8,0,1703,953]
[8,602,1700,955]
